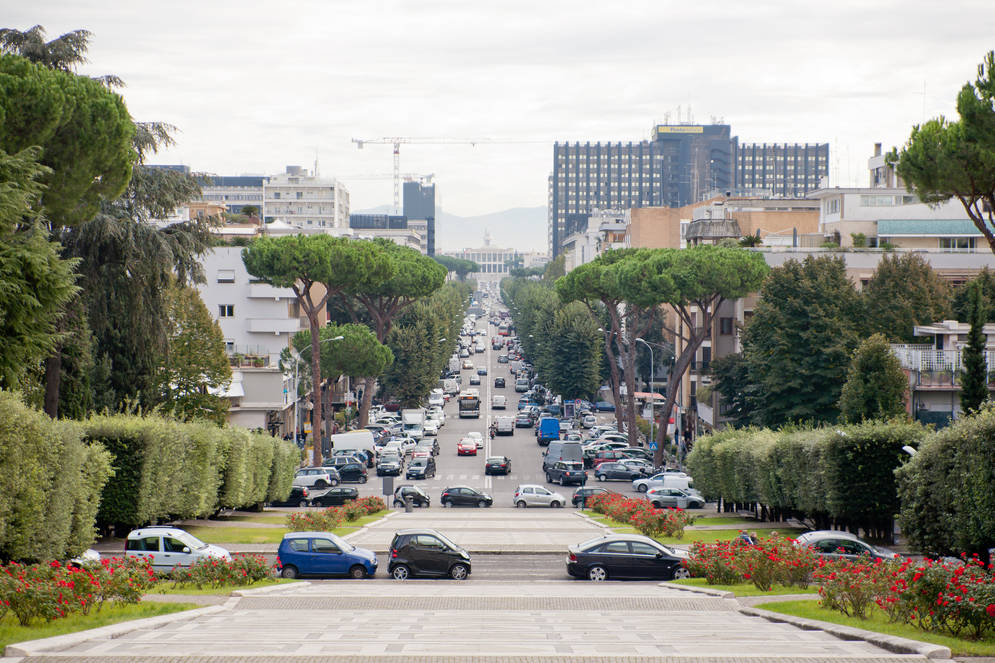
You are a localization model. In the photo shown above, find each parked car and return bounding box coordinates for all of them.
[125,526,230,572]
[393,484,431,508]
[441,486,493,508]
[581,414,598,428]
[269,486,311,507]
[646,487,705,509]
[632,472,698,496]
[388,529,471,580]
[323,455,365,469]
[566,534,690,581]
[484,456,511,475]
[590,450,631,468]
[618,458,656,476]
[336,462,368,483]
[457,439,477,456]
[376,454,403,476]
[513,484,567,508]
[594,401,616,412]
[428,391,445,408]
[571,487,615,508]
[406,457,437,480]
[309,487,360,507]
[545,460,587,486]
[594,462,645,482]
[795,531,901,561]
[276,531,377,579]
[293,467,340,489]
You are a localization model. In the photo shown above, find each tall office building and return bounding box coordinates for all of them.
[403,180,436,256]
[547,123,829,256]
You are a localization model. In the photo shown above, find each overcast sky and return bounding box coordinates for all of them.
[9,1,995,222]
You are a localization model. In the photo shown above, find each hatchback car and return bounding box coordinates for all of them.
[269,486,311,507]
[422,420,440,437]
[595,462,645,482]
[515,414,534,428]
[646,487,705,509]
[125,526,231,572]
[277,531,377,579]
[571,487,615,508]
[406,457,437,479]
[497,355,509,363]
[484,456,511,475]
[441,486,493,507]
[795,531,900,561]
[336,462,368,483]
[494,377,506,388]
[594,401,616,412]
[457,439,477,456]
[477,367,488,375]
[309,487,360,507]
[389,529,471,580]
[566,534,690,581]
[393,485,430,508]
[469,375,481,385]
[581,414,598,428]
[514,484,567,508]
[293,467,340,489]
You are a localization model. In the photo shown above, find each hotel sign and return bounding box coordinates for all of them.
[656,126,704,134]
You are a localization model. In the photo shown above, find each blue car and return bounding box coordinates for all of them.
[594,401,616,412]
[277,531,378,579]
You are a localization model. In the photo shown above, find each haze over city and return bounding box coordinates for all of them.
[9,0,995,240]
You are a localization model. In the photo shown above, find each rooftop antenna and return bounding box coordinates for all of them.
[313,149,319,177]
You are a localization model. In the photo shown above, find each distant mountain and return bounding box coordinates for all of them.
[353,205,548,253]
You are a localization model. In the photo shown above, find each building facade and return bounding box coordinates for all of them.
[734,143,829,198]
[403,180,436,256]
[199,175,267,215]
[264,166,349,229]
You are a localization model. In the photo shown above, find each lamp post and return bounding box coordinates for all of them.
[635,338,654,447]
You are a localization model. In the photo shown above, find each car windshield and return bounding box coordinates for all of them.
[325,533,354,553]
[433,531,460,550]
[382,455,400,463]
[178,531,209,550]
[486,457,504,462]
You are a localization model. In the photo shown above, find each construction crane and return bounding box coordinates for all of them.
[351,136,545,211]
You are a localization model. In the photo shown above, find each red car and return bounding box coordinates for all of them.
[591,450,629,467]
[457,439,477,456]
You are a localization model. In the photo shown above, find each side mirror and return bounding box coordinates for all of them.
[655,552,663,558]
[183,547,192,554]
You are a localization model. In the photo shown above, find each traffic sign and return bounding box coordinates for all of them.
[648,442,658,450]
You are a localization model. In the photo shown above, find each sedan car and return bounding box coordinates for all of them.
[469,375,481,385]
[795,531,900,561]
[441,486,493,508]
[457,439,478,456]
[484,456,511,475]
[513,484,567,508]
[566,534,690,581]
[497,355,509,364]
[594,401,616,412]
[309,487,360,507]
[477,367,488,376]
[595,462,645,482]
[389,529,471,580]
[277,531,377,579]
[514,414,534,428]
[393,485,431,508]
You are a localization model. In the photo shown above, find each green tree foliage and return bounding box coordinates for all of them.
[545,302,602,400]
[896,403,995,556]
[863,253,951,342]
[432,255,479,281]
[709,353,753,428]
[890,51,995,254]
[0,147,78,390]
[959,281,989,415]
[154,282,232,425]
[838,334,909,423]
[542,254,566,282]
[743,256,864,427]
[953,268,995,323]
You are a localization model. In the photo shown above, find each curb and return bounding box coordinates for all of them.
[657,581,735,600]
[340,510,398,543]
[232,581,311,597]
[738,605,952,660]
[572,510,613,533]
[4,603,227,658]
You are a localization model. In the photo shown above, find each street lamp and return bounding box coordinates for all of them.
[291,334,343,455]
[635,338,654,448]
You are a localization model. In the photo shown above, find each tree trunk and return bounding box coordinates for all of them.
[360,377,376,427]
[308,315,323,468]
[43,353,62,418]
[324,379,333,444]
[601,329,624,430]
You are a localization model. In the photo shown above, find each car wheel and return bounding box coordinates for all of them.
[449,563,469,580]
[393,500,404,508]
[391,564,410,580]
[550,500,562,508]
[442,499,451,508]
[587,565,608,582]
[314,480,328,489]
[636,484,648,493]
[672,567,691,580]
[330,479,339,487]
[348,565,367,579]
[597,474,606,482]
[516,500,527,508]
[477,499,488,508]
[298,500,309,508]
[280,565,299,579]
[559,477,566,486]
[359,476,367,484]
[545,474,552,483]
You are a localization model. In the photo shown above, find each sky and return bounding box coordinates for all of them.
[8,1,995,222]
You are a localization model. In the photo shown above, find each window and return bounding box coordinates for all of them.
[602,541,630,553]
[216,269,235,283]
[218,305,234,317]
[296,192,303,199]
[630,542,659,556]
[312,539,340,554]
[163,537,187,553]
[273,192,280,199]
[719,317,734,335]
[940,237,975,250]
[288,539,308,552]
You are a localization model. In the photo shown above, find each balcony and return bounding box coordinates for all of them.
[247,317,302,334]
[248,282,295,300]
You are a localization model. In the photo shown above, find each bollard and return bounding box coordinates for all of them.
[405,494,413,513]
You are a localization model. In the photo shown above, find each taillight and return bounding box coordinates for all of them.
[568,553,577,562]
[302,488,309,497]
[391,549,398,558]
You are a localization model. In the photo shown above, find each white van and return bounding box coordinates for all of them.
[330,431,376,460]
[492,394,507,409]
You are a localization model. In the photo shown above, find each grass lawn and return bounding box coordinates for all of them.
[668,577,817,597]
[0,602,197,651]
[582,511,803,544]
[184,510,391,545]
[761,600,995,657]
[690,516,763,527]
[149,578,294,596]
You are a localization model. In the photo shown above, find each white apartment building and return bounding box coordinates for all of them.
[264,166,349,229]
[196,247,303,432]
[562,209,629,272]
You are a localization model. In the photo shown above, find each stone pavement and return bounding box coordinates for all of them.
[6,579,947,661]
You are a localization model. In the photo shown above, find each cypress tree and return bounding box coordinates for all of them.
[959,282,989,415]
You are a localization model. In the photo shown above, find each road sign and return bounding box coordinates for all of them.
[648,442,658,450]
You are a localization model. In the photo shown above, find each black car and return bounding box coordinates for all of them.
[566,534,690,581]
[571,487,615,508]
[440,486,493,508]
[484,456,511,475]
[393,485,430,508]
[309,487,360,507]
[497,355,509,363]
[546,461,587,486]
[376,454,403,476]
[337,462,368,483]
[594,462,644,482]
[270,486,311,507]
[406,457,436,479]
[494,377,506,388]
[389,529,471,580]
[515,414,534,428]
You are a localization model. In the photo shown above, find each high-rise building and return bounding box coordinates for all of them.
[547,123,829,256]
[403,180,436,256]
[264,166,349,229]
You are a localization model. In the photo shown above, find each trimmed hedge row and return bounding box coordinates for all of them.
[0,391,112,561]
[89,415,299,529]
[687,420,928,538]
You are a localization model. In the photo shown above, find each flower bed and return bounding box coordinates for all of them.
[165,554,272,590]
[587,492,695,539]
[685,533,819,590]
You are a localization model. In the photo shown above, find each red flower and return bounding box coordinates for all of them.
[987,604,995,617]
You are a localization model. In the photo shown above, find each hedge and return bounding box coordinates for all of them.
[896,403,995,557]
[266,434,299,503]
[687,420,927,538]
[0,391,112,561]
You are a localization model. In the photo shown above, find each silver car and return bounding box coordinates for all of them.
[645,487,704,509]
[293,467,340,489]
[513,484,567,508]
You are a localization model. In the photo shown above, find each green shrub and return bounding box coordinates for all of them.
[266,436,298,503]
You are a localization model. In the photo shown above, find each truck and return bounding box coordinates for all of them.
[401,408,426,440]
[537,417,561,446]
[448,355,461,373]
[329,431,376,467]
[443,378,460,396]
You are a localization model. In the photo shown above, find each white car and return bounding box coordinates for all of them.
[428,391,445,408]
[462,359,474,370]
[467,431,484,449]
[423,420,440,437]
[581,414,597,428]
[125,526,231,572]
[513,484,567,508]
[427,408,445,427]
